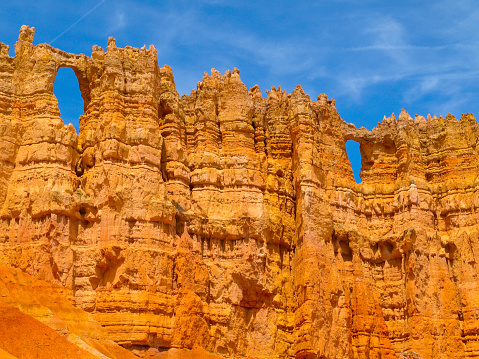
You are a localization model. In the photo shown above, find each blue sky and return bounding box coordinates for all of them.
[2,0,479,181]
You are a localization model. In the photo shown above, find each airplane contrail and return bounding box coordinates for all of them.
[49,0,108,45]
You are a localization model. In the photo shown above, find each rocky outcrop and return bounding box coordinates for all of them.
[1,25,479,358]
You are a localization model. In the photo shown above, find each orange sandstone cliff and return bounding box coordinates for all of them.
[0,25,478,358]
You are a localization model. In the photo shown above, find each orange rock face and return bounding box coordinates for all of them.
[1,25,479,358]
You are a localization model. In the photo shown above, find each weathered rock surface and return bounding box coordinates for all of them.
[1,25,479,358]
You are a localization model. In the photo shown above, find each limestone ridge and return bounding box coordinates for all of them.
[0,25,478,358]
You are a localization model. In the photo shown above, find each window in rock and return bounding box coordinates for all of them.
[53,67,83,133]
[345,140,362,183]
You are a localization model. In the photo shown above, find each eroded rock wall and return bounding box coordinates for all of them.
[1,25,479,359]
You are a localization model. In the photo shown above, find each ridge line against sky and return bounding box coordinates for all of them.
[2,0,479,133]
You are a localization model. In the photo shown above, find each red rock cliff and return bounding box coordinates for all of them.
[0,25,478,359]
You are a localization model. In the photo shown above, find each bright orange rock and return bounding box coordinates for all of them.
[0,262,137,358]
[0,25,478,358]
[0,301,99,359]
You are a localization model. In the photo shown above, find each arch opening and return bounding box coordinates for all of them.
[345,140,362,183]
[53,67,84,134]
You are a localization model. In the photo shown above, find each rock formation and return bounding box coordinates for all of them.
[0,25,479,358]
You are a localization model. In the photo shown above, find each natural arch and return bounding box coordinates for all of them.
[345,140,362,183]
[53,67,84,133]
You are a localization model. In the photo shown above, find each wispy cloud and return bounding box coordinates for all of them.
[347,43,479,51]
[104,8,127,35]
[366,17,404,48]
[313,4,479,109]
[114,1,328,91]
[225,34,325,75]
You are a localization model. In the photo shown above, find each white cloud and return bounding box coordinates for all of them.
[366,17,404,48]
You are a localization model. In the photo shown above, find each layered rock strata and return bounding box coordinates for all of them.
[0,25,478,358]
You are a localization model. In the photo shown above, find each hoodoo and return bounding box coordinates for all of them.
[0,25,478,359]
